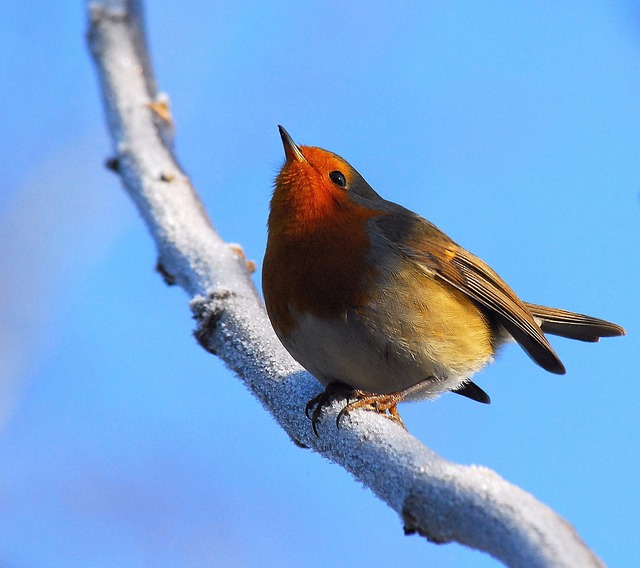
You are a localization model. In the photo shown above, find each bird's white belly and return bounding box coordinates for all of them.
[281,309,484,400]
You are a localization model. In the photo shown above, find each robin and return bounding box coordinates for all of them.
[262,126,625,433]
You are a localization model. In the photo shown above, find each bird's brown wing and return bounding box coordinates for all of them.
[372,209,566,374]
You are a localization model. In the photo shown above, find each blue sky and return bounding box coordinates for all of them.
[1,2,639,566]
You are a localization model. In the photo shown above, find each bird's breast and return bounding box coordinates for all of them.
[263,203,380,339]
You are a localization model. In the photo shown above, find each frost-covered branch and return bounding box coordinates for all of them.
[86,2,603,566]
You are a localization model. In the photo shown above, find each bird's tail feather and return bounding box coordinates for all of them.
[525,303,625,342]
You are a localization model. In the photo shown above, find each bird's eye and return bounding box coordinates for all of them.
[329,170,347,188]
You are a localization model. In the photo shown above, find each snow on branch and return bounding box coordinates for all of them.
[86,2,603,566]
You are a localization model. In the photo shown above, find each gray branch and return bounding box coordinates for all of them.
[86,2,603,566]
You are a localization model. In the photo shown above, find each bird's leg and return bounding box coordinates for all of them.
[336,377,437,431]
[306,378,436,435]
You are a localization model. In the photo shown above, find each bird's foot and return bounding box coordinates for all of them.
[337,390,406,430]
[305,382,409,436]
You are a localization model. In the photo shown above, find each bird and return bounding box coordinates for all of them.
[262,126,625,434]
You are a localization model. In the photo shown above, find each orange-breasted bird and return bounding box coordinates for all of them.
[263,126,625,432]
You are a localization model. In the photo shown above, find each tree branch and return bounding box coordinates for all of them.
[86,2,603,566]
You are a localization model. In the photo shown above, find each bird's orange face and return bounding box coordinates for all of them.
[270,145,381,233]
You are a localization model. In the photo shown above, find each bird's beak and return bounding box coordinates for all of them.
[278,125,306,163]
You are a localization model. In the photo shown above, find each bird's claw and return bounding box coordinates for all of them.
[305,383,407,436]
[305,381,352,436]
